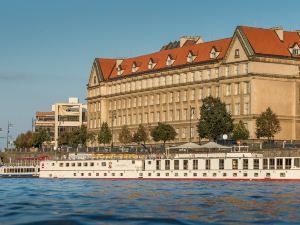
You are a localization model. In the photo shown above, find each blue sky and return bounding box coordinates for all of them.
[0,0,300,149]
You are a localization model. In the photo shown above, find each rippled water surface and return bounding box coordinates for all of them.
[1,179,300,225]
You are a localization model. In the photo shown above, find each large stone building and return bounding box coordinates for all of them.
[87,26,300,146]
[35,97,87,148]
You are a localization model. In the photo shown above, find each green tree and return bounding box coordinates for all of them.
[68,125,95,148]
[98,122,112,146]
[14,131,33,148]
[58,132,71,146]
[232,120,250,141]
[31,129,51,148]
[132,124,148,146]
[118,125,132,145]
[256,107,281,141]
[197,96,233,141]
[151,123,176,149]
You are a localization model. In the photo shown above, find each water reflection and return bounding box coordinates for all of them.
[0,180,300,224]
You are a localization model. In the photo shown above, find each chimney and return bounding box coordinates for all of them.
[179,36,203,47]
[271,26,284,41]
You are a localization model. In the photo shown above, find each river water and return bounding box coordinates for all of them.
[1,179,300,225]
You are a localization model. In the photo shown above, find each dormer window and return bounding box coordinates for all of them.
[117,65,123,76]
[210,47,220,59]
[187,51,196,63]
[132,62,140,73]
[148,58,157,69]
[289,43,300,56]
[235,49,240,58]
[166,54,175,66]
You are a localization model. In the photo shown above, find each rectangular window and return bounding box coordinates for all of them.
[206,159,211,170]
[226,104,231,113]
[193,160,198,170]
[165,160,170,170]
[295,158,300,168]
[244,102,249,115]
[199,88,203,100]
[285,158,292,169]
[253,159,259,170]
[232,159,238,170]
[215,68,219,78]
[215,86,220,98]
[219,159,224,170]
[244,82,250,94]
[263,159,268,169]
[207,87,211,97]
[276,158,283,169]
[243,159,248,170]
[174,160,179,170]
[207,70,211,79]
[162,93,166,104]
[235,83,240,95]
[269,158,275,169]
[169,92,173,103]
[156,94,160,105]
[235,103,240,115]
[226,84,231,96]
[191,89,195,101]
[225,66,229,77]
[156,160,161,170]
[183,160,188,170]
[182,90,187,101]
[176,91,180,102]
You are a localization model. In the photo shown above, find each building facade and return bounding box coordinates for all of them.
[87,26,300,146]
[35,97,87,148]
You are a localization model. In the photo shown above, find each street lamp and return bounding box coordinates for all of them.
[111,111,117,150]
[189,106,195,142]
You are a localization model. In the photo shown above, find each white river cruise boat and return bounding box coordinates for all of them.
[39,151,300,180]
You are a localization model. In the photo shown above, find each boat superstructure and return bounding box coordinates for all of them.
[39,152,300,180]
[0,164,40,178]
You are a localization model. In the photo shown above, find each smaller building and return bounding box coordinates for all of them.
[35,97,87,149]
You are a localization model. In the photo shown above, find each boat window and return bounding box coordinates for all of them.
[193,160,198,170]
[219,159,224,170]
[280,173,285,177]
[132,160,135,164]
[21,168,24,173]
[183,160,188,170]
[266,173,271,178]
[66,163,69,167]
[193,173,197,177]
[223,173,227,177]
[90,162,94,167]
[233,173,237,177]
[4,169,6,173]
[285,158,292,169]
[174,160,179,170]
[156,160,161,170]
[73,173,76,176]
[205,160,210,170]
[253,159,259,170]
[213,173,217,177]
[81,173,84,176]
[156,173,160,176]
[263,159,268,169]
[101,162,106,166]
[104,173,107,176]
[166,173,169,176]
[148,173,151,176]
[243,159,248,170]
[232,159,238,170]
[83,162,88,167]
[294,158,300,168]
[52,163,55,166]
[184,173,188,177]
[96,173,99,176]
[203,173,207,177]
[269,158,275,169]
[276,158,283,169]
[243,173,247,177]
[175,173,178,177]
[78,163,82,167]
[71,163,75,167]
[165,160,170,170]
[59,163,63,167]
[112,173,115,176]
[148,161,151,165]
[254,173,258,177]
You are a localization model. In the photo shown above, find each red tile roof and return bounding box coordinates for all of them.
[241,26,300,57]
[96,26,300,81]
